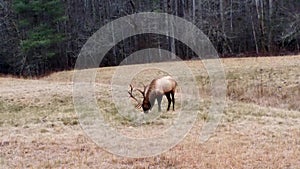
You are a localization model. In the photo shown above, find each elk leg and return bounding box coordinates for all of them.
[171,92,175,111]
[157,95,163,112]
[165,92,171,111]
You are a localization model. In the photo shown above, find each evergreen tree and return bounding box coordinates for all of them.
[13,0,66,75]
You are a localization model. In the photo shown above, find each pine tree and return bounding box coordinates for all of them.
[13,0,66,75]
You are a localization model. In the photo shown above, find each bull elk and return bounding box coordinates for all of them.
[128,76,177,113]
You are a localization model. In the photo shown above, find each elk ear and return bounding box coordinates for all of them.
[143,85,147,93]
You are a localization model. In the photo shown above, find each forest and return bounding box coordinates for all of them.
[0,0,299,76]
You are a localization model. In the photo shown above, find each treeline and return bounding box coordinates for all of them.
[0,0,299,76]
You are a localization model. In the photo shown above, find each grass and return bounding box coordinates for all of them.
[225,65,300,111]
[0,94,75,127]
[0,55,299,168]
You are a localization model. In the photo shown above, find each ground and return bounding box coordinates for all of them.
[0,55,299,168]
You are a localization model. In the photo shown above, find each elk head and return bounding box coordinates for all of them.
[128,84,152,113]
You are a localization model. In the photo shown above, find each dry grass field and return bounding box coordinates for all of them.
[0,55,299,168]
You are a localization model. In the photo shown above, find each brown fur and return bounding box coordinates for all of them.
[130,76,177,113]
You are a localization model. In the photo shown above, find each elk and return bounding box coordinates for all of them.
[128,76,177,113]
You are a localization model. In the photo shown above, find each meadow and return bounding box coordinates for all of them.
[0,55,299,168]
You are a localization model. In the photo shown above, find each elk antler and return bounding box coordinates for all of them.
[128,85,142,109]
[136,82,146,96]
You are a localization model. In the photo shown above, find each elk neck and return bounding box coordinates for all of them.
[144,80,157,102]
